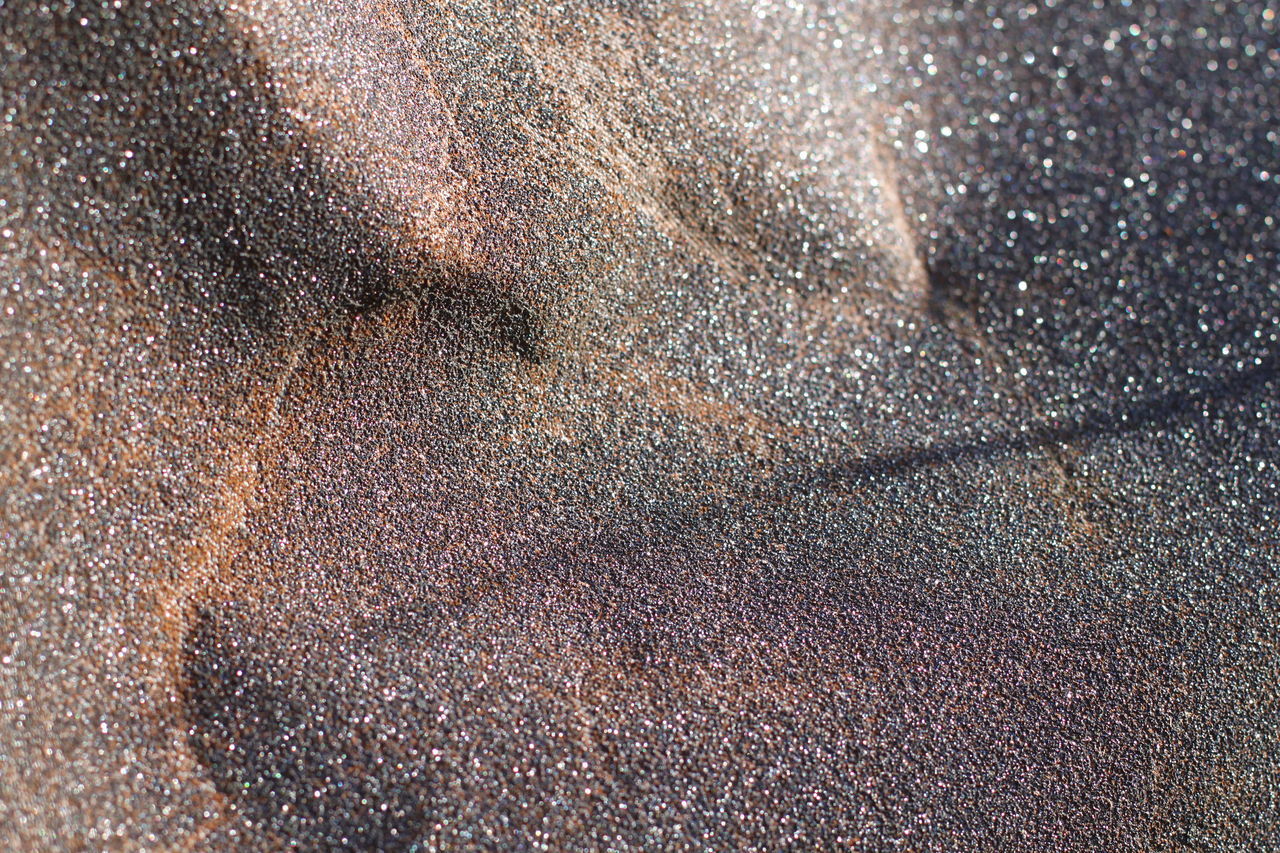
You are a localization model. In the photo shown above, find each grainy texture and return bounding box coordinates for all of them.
[1,0,1277,849]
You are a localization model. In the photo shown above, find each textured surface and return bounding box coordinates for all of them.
[2,0,1278,849]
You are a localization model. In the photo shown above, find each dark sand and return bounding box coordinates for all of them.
[2,0,1277,848]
